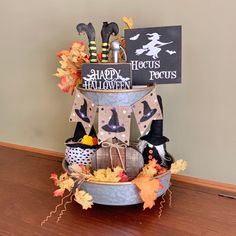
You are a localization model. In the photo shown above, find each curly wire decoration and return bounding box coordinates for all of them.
[168,188,173,207]
[40,176,86,226]
[55,177,85,223]
[40,192,71,227]
[56,177,85,223]
[56,193,74,223]
[158,192,166,219]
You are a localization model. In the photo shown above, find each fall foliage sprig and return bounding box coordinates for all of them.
[50,164,128,210]
[132,159,166,210]
[54,41,89,94]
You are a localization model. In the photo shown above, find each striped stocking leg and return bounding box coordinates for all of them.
[76,23,97,63]
[101,22,119,63]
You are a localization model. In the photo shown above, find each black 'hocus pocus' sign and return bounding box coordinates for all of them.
[125,26,181,85]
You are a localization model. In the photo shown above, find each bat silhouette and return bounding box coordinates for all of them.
[166,50,176,55]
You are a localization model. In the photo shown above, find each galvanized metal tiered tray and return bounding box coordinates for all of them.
[64,85,171,206]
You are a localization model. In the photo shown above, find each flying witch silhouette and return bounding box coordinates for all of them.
[135,33,173,59]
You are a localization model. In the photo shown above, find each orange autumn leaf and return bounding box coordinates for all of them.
[132,175,161,210]
[148,159,158,168]
[50,173,58,186]
[54,41,89,94]
[122,16,134,29]
[57,50,69,58]
[53,188,65,197]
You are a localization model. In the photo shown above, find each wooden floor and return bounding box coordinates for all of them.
[0,147,236,236]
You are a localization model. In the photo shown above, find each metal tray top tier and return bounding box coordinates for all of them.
[78,85,155,106]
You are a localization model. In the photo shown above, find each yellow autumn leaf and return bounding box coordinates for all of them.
[59,59,69,69]
[69,163,92,179]
[141,165,157,178]
[70,163,83,173]
[122,16,134,29]
[74,189,93,210]
[60,54,68,62]
[88,168,121,183]
[54,68,68,77]
[140,159,158,178]
[58,173,74,191]
[170,159,187,174]
[113,166,124,176]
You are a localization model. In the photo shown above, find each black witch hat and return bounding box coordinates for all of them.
[140,101,157,122]
[75,99,90,123]
[140,95,169,146]
[65,122,99,149]
[102,108,125,133]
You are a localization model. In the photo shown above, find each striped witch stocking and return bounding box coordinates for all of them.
[76,23,97,63]
[101,22,119,63]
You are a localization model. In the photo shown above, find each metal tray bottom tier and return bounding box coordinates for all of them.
[62,160,171,206]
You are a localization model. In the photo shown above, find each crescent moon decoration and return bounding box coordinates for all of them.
[129,34,140,41]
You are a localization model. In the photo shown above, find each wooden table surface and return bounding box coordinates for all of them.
[0,146,236,236]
